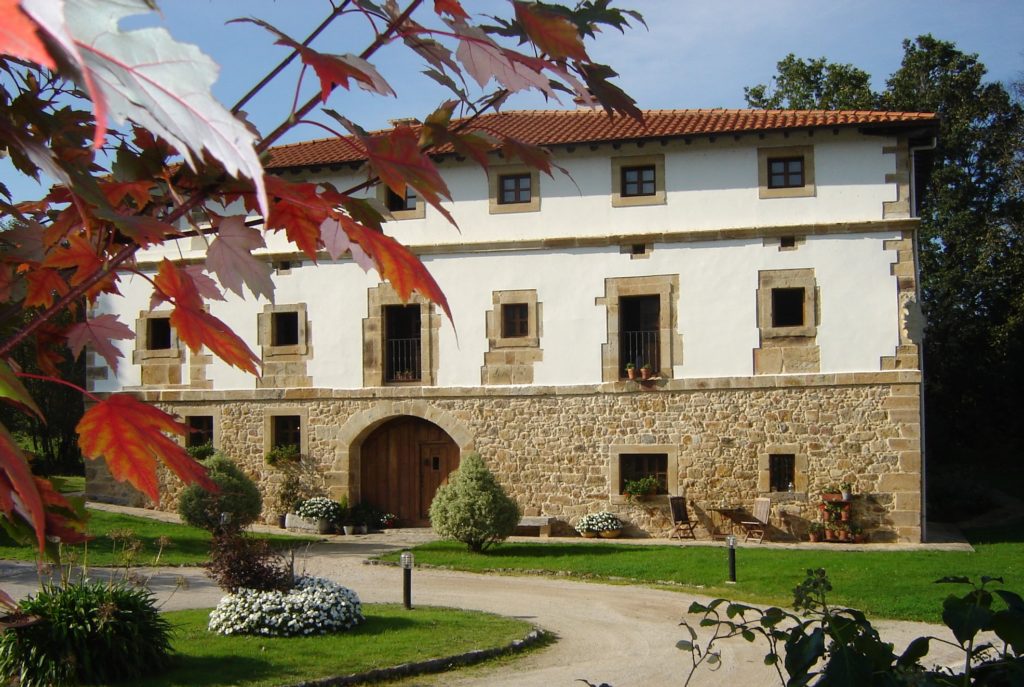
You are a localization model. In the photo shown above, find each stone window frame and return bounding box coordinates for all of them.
[488,164,540,214]
[363,283,441,387]
[132,309,182,362]
[758,444,808,495]
[488,290,541,349]
[758,145,816,199]
[611,154,666,208]
[597,275,680,382]
[609,444,679,505]
[258,303,309,359]
[263,407,309,458]
[376,183,425,221]
[180,406,222,450]
[757,269,818,339]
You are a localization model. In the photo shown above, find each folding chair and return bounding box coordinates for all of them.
[668,496,697,540]
[739,497,772,543]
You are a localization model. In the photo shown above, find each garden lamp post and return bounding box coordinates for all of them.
[400,551,414,609]
[726,535,737,583]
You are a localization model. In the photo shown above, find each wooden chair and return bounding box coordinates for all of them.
[668,496,697,540]
[739,497,772,543]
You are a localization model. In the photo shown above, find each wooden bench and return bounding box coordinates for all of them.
[516,516,555,537]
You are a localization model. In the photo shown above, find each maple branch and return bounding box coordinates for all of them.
[256,0,425,154]
[231,1,350,114]
[16,371,101,403]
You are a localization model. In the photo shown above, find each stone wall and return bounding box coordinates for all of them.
[87,373,923,542]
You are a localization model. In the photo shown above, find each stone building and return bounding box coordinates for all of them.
[87,108,937,542]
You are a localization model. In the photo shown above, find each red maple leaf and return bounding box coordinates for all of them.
[77,394,217,503]
[434,0,468,20]
[99,180,155,208]
[33,324,67,377]
[264,176,329,260]
[0,0,56,69]
[43,233,104,287]
[0,424,46,551]
[24,269,70,309]
[66,313,135,372]
[514,2,588,61]
[363,127,455,225]
[153,260,260,375]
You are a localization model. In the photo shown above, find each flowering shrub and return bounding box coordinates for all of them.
[575,511,623,534]
[295,497,344,523]
[208,576,363,637]
[380,512,399,528]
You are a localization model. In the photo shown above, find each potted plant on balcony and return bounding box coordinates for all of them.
[623,475,660,503]
[625,362,636,380]
[640,363,653,380]
[275,466,303,528]
[807,522,825,543]
[840,481,853,501]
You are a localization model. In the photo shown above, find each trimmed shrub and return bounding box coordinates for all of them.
[0,582,171,686]
[208,576,363,636]
[178,454,262,532]
[429,453,520,552]
[206,531,293,593]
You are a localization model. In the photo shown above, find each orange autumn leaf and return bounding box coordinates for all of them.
[0,0,56,69]
[99,180,155,208]
[153,260,260,375]
[77,394,217,503]
[43,233,103,287]
[434,0,468,20]
[264,176,328,260]
[0,423,46,551]
[24,269,69,309]
[361,126,456,226]
[513,1,588,61]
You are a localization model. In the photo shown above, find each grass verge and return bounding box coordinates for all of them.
[114,604,536,687]
[49,474,85,493]
[380,520,1024,623]
[0,509,316,566]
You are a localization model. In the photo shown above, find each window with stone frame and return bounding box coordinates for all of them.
[619,453,668,494]
[385,304,422,383]
[186,415,214,448]
[619,295,660,377]
[257,304,312,388]
[271,310,299,347]
[146,316,172,350]
[488,165,539,214]
[611,154,665,207]
[501,302,530,339]
[272,415,301,450]
[769,453,795,493]
[385,186,417,212]
[758,145,815,199]
[757,269,817,340]
[376,183,424,220]
[771,287,806,328]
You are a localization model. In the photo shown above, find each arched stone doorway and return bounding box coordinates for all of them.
[359,416,459,526]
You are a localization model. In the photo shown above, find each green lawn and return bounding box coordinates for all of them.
[49,474,85,493]
[0,509,316,566]
[112,604,536,687]
[382,519,1024,623]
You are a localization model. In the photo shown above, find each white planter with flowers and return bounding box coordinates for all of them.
[575,511,624,538]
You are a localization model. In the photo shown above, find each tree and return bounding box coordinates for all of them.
[0,0,645,566]
[746,36,1024,473]
[429,453,521,552]
[744,54,876,110]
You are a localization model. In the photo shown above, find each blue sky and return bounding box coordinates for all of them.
[3,0,1022,202]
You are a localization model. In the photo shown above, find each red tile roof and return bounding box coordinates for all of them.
[265,108,938,170]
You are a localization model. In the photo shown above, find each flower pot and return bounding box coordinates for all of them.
[343,525,356,535]
[640,368,652,380]
[599,528,622,539]
[821,493,843,502]
[824,528,836,541]
[580,530,598,538]
[626,368,636,380]
[285,514,333,534]
[277,514,287,529]
[808,532,821,543]
[841,491,852,501]
[840,509,850,522]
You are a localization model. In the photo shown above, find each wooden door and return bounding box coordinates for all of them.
[360,417,459,526]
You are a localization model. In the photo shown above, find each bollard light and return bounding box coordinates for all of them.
[400,551,414,609]
[725,535,737,583]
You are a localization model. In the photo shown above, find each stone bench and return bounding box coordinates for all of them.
[516,516,555,537]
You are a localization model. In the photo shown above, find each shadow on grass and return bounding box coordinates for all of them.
[472,543,655,559]
[964,516,1024,545]
[140,655,274,687]
[351,614,418,636]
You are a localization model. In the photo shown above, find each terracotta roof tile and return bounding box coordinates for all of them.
[265,108,938,169]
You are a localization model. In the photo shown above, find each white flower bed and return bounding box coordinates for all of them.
[295,496,343,522]
[208,576,363,637]
[575,511,623,534]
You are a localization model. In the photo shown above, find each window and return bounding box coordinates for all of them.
[186,416,214,447]
[501,303,529,339]
[771,288,805,328]
[611,154,665,207]
[758,145,815,199]
[779,235,796,249]
[619,453,668,494]
[488,165,539,214]
[769,454,795,493]
[271,311,299,347]
[385,304,421,382]
[385,186,417,212]
[498,174,531,205]
[147,316,172,350]
[272,415,301,449]
[619,295,660,377]
[767,157,804,189]
[621,165,656,197]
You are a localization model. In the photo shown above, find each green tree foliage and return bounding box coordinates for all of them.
[177,454,262,532]
[744,54,876,110]
[746,36,1024,469]
[429,453,521,553]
